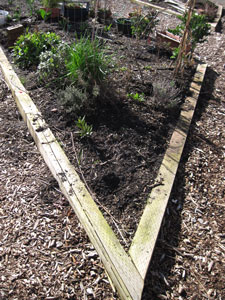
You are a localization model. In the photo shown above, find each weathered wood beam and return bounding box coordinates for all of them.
[129,62,207,279]
[133,0,182,16]
[0,46,144,300]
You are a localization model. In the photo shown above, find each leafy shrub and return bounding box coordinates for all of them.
[42,0,60,8]
[59,85,90,115]
[151,79,181,110]
[65,37,109,84]
[12,31,61,68]
[38,41,70,81]
[130,10,158,39]
[168,13,210,51]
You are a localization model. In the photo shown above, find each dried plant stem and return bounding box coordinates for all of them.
[70,132,128,245]
[174,0,196,77]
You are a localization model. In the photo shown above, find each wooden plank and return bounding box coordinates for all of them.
[129,63,207,279]
[133,0,182,16]
[0,46,144,300]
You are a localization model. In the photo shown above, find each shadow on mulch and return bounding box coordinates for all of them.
[141,66,218,299]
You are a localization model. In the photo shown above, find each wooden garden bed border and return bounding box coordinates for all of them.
[129,62,207,278]
[133,0,223,31]
[0,47,143,300]
[0,46,207,299]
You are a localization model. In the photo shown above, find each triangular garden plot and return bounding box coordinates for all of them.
[0,46,207,300]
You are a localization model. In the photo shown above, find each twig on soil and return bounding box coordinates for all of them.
[70,132,128,245]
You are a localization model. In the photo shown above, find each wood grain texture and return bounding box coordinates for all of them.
[0,46,144,300]
[129,63,207,279]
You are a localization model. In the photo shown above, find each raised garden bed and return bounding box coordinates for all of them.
[0,1,208,298]
[0,45,207,299]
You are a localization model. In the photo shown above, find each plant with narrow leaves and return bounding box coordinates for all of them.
[152,79,181,110]
[76,116,93,138]
[65,37,109,84]
[59,85,89,115]
[26,0,35,16]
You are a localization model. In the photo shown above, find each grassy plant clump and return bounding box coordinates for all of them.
[38,41,70,81]
[12,31,61,68]
[65,37,109,85]
[152,79,181,110]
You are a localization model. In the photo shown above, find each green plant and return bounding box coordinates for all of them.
[38,41,69,81]
[76,116,93,138]
[12,31,61,68]
[120,66,128,72]
[38,8,52,20]
[130,10,158,39]
[152,79,181,110]
[59,16,69,31]
[127,92,145,102]
[26,0,35,16]
[168,12,210,51]
[42,0,60,8]
[59,85,90,115]
[144,65,152,70]
[13,7,21,21]
[104,23,112,32]
[65,37,109,84]
[170,47,180,60]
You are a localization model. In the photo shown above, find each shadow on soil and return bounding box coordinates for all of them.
[141,66,218,299]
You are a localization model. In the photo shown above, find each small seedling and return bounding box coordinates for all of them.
[76,116,93,138]
[127,92,145,102]
[144,65,152,70]
[120,66,128,72]
[104,23,112,32]
[38,8,52,21]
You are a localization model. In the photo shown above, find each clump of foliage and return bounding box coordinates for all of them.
[151,79,181,110]
[12,31,61,68]
[129,10,158,39]
[168,12,210,51]
[57,37,109,116]
[127,92,145,102]
[42,0,60,8]
[58,85,89,115]
[26,0,35,16]
[65,37,109,85]
[38,41,70,81]
[76,116,93,138]
[38,8,52,20]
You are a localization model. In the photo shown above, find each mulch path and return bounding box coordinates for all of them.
[0,1,224,299]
